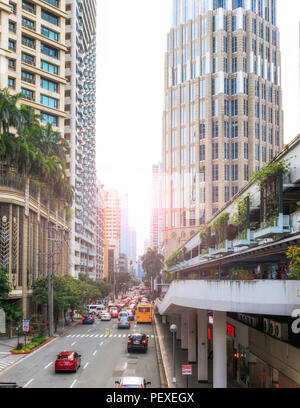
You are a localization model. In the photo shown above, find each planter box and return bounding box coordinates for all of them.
[11,337,54,355]
[254,215,291,240]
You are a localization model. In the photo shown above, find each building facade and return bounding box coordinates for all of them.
[103,189,120,281]
[150,163,163,252]
[162,0,283,257]
[65,0,97,279]
[7,0,68,136]
[1,0,71,317]
[95,180,104,280]
[158,134,300,388]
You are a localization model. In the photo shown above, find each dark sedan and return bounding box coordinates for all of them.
[127,333,149,353]
[82,315,94,324]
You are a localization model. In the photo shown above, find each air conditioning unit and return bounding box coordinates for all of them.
[263,318,270,333]
[274,322,288,341]
[269,320,276,337]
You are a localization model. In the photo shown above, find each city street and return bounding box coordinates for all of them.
[0,318,160,388]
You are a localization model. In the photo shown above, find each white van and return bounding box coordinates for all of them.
[88,304,105,315]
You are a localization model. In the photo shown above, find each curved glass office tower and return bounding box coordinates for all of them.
[162,0,283,257]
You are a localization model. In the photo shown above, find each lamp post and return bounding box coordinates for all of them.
[170,323,177,384]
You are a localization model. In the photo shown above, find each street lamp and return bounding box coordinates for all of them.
[170,323,177,384]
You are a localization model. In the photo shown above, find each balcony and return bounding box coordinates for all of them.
[211,240,234,256]
[233,230,257,249]
[253,215,291,240]
[22,4,36,14]
[21,76,35,85]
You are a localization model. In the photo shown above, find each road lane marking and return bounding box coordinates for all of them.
[93,350,97,356]
[123,335,126,338]
[100,334,103,338]
[113,334,117,338]
[99,342,103,346]
[83,362,89,369]
[66,335,71,338]
[70,379,77,389]
[94,334,99,338]
[90,334,94,337]
[44,362,52,369]
[71,341,77,346]
[76,335,81,338]
[24,378,34,388]
[118,335,121,338]
[109,335,113,338]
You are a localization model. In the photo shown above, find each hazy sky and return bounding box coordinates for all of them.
[96,0,300,255]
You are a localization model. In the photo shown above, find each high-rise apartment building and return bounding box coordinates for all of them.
[1,0,70,317]
[7,0,67,137]
[162,0,283,257]
[65,0,97,279]
[103,189,121,281]
[150,163,163,252]
[95,180,104,280]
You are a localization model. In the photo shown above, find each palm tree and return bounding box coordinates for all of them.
[0,89,24,135]
[0,88,74,208]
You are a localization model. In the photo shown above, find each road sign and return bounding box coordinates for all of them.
[22,319,30,333]
[0,310,5,334]
[182,365,192,376]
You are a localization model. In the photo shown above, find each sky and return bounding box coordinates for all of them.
[96,0,300,256]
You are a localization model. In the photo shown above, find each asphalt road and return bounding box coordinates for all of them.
[0,317,161,388]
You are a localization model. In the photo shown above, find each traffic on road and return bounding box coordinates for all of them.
[0,288,159,388]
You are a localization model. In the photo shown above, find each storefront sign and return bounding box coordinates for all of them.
[182,365,192,376]
[226,323,236,338]
[0,310,5,334]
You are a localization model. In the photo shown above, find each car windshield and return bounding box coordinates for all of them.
[120,318,128,322]
[58,354,73,360]
[121,385,142,388]
[132,335,143,340]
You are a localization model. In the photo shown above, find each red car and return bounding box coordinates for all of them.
[110,307,119,318]
[55,351,81,373]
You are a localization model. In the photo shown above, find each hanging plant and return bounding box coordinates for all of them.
[287,246,300,279]
[251,159,290,187]
[211,213,230,246]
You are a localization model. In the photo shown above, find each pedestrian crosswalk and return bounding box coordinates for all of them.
[0,357,16,373]
[65,333,156,340]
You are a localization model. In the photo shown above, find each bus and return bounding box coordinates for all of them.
[136,303,152,324]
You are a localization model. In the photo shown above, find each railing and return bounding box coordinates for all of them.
[0,176,25,192]
[22,4,36,14]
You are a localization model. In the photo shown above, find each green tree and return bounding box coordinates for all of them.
[141,248,164,287]
[0,268,11,300]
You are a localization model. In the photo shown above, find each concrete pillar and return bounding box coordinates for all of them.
[197,309,208,383]
[181,311,188,350]
[188,310,197,363]
[213,311,227,388]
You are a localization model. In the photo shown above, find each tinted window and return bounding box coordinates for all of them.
[58,354,73,360]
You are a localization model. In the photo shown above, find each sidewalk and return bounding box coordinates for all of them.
[154,313,241,389]
[0,319,81,352]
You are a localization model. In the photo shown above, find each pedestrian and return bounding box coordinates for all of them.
[69,310,74,322]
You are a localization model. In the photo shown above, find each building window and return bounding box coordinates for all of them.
[41,9,59,25]
[41,43,59,59]
[41,26,59,41]
[40,94,58,109]
[41,60,58,75]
